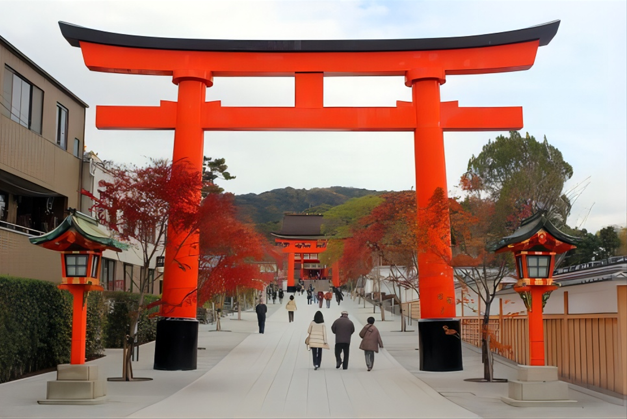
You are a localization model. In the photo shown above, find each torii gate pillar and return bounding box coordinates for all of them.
[153,71,213,371]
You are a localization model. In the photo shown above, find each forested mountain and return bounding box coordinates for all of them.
[234,186,383,225]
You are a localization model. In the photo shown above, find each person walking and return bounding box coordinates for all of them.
[334,287,344,305]
[278,289,284,304]
[324,290,333,308]
[306,311,329,370]
[272,289,277,304]
[306,289,312,305]
[331,311,355,369]
[359,317,384,371]
[286,295,297,322]
[317,290,324,308]
[255,299,267,334]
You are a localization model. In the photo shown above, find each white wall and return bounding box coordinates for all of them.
[495,279,626,315]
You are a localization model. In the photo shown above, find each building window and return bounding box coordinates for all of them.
[2,66,43,134]
[124,263,134,292]
[101,258,116,291]
[148,269,155,294]
[56,103,68,150]
[65,254,88,277]
[527,255,551,278]
[73,138,81,158]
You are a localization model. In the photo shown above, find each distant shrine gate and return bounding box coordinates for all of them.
[272,213,340,288]
[60,20,560,370]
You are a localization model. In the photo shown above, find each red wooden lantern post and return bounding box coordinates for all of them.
[494,212,577,366]
[31,210,126,404]
[30,210,127,365]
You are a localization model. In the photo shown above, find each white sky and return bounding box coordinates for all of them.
[1,0,625,233]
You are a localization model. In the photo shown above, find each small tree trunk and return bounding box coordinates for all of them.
[237,288,242,320]
[124,334,135,380]
[215,313,222,331]
[481,304,494,381]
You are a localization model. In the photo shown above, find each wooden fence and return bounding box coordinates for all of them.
[403,285,627,397]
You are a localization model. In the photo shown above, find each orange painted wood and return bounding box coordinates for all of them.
[160,78,207,319]
[287,253,295,288]
[78,40,541,77]
[295,73,323,108]
[410,77,455,319]
[67,286,87,365]
[528,287,547,365]
[332,261,340,287]
[440,101,522,131]
[96,101,524,132]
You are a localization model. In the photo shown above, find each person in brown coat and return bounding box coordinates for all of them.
[359,317,384,371]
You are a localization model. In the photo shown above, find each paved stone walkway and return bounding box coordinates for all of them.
[0,291,624,418]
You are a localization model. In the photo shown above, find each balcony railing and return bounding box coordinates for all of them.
[0,220,45,237]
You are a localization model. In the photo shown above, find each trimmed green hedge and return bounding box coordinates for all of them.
[102,291,159,348]
[0,276,71,383]
[0,276,159,384]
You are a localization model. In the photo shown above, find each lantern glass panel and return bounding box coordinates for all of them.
[65,254,88,277]
[517,256,523,278]
[527,255,551,278]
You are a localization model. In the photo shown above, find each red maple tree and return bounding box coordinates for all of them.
[196,193,274,327]
[82,158,203,380]
[420,187,515,382]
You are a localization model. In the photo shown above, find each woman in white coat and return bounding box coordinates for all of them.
[306,311,329,370]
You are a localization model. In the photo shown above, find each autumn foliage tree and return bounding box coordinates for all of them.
[336,192,420,327]
[83,158,203,380]
[418,187,515,382]
[195,193,272,329]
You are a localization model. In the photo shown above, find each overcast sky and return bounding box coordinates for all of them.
[1,0,625,233]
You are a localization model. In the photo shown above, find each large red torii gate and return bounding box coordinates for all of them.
[60,20,559,371]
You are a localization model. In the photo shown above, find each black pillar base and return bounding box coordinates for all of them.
[419,319,463,372]
[153,318,198,371]
[286,286,296,293]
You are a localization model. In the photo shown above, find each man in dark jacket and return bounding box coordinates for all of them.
[331,311,355,369]
[255,299,268,334]
[334,287,344,305]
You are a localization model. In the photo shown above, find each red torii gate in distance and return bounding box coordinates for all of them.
[271,213,340,289]
[60,20,559,372]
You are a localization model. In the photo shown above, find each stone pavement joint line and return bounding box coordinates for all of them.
[0,292,625,418]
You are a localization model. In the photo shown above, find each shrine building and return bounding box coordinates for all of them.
[272,213,339,290]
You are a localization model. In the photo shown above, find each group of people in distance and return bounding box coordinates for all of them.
[305,285,344,307]
[265,287,284,304]
[255,289,383,371]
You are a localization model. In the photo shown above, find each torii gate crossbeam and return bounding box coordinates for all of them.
[60,20,559,372]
